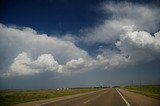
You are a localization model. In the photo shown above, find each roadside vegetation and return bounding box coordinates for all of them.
[123,85,160,100]
[0,88,100,106]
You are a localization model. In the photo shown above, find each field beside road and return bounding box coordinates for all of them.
[123,85,160,100]
[0,88,99,106]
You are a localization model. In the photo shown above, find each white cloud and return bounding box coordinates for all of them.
[96,52,130,70]
[8,52,94,76]
[81,2,160,68]
[116,26,160,63]
[82,2,160,43]
[109,54,129,67]
[0,24,92,76]
[61,34,78,43]
[8,52,61,76]
[1,2,160,77]
[0,24,88,64]
[63,58,89,72]
[97,54,103,60]
[9,52,35,76]
[30,54,60,72]
[3,24,160,76]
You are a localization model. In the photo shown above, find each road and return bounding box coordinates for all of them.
[16,88,160,106]
[37,88,128,106]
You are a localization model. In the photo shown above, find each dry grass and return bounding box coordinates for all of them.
[0,88,99,106]
[123,85,160,100]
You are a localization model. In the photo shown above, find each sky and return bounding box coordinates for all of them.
[0,0,160,89]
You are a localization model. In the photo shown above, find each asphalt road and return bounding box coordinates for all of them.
[16,88,160,106]
[38,88,127,106]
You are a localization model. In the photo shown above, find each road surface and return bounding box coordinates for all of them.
[38,88,127,106]
[15,88,160,106]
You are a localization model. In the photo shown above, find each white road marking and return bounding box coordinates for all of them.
[83,100,90,104]
[116,88,130,106]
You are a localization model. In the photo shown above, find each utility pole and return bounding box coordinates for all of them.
[140,80,142,91]
[132,80,133,86]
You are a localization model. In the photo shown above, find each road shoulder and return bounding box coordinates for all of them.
[118,89,160,106]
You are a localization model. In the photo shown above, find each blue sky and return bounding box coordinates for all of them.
[1,0,159,34]
[0,0,160,89]
[0,0,107,34]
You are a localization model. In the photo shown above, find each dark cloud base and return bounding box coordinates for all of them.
[0,62,160,89]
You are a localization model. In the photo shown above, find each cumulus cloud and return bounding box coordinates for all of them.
[80,2,160,68]
[1,2,160,77]
[109,54,129,67]
[9,52,35,76]
[0,23,107,76]
[1,23,160,76]
[0,24,91,76]
[8,52,62,76]
[0,24,88,64]
[7,52,94,76]
[82,2,160,43]
[63,58,90,72]
[116,26,160,63]
[31,54,59,71]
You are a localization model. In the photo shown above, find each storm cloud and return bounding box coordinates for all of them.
[82,2,160,43]
[0,2,160,78]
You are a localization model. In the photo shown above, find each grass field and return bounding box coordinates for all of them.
[0,88,99,106]
[123,85,160,100]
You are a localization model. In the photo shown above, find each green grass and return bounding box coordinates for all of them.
[122,85,160,100]
[0,88,99,106]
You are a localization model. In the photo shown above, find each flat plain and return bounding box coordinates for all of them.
[0,88,98,106]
